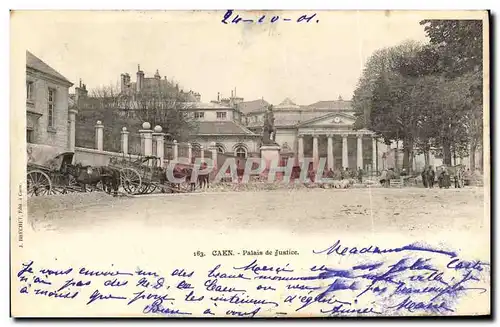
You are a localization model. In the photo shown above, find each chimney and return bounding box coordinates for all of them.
[136,65,144,93]
[75,79,88,103]
[217,92,220,102]
[231,90,234,98]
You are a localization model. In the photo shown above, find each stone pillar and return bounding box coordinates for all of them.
[341,134,348,169]
[298,134,304,164]
[357,134,363,169]
[139,122,153,156]
[312,135,319,168]
[327,134,334,170]
[200,145,205,161]
[372,136,377,174]
[95,120,104,151]
[68,109,78,152]
[153,125,164,167]
[188,143,193,163]
[173,140,179,161]
[120,127,129,155]
[209,142,217,169]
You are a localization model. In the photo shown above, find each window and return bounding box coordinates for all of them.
[48,88,55,128]
[216,144,225,154]
[26,129,34,143]
[216,111,227,120]
[26,81,34,101]
[194,112,205,119]
[235,145,247,159]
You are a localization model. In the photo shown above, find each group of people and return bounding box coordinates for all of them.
[421,166,455,189]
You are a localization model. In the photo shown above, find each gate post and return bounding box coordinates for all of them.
[139,122,153,156]
[121,127,129,155]
[95,120,104,151]
[153,125,164,167]
[187,143,193,163]
[173,140,179,161]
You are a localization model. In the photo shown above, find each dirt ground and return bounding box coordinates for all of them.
[28,186,487,236]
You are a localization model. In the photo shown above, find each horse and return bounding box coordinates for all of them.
[64,163,120,196]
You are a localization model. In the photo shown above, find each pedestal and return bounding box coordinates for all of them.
[260,144,281,170]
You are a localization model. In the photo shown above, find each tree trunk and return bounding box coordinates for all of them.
[470,142,476,172]
[402,138,413,172]
[442,138,452,166]
[424,149,430,167]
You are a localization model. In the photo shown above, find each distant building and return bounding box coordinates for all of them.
[26,51,74,150]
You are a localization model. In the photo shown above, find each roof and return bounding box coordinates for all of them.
[193,121,258,136]
[26,51,73,85]
[305,100,352,110]
[184,102,231,109]
[275,97,301,110]
[237,99,269,114]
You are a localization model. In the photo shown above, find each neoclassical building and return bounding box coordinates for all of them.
[237,96,380,171]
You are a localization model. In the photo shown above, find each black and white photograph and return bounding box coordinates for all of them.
[10,10,490,318]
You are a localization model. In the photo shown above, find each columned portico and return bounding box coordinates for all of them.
[296,130,374,171]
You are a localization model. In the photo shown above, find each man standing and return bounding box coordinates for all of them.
[428,166,435,188]
[421,167,428,188]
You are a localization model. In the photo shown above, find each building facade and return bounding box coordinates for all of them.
[26,51,75,151]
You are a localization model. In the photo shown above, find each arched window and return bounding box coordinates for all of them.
[216,143,226,154]
[235,145,247,159]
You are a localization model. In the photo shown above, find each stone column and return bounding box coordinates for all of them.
[139,122,153,156]
[188,143,193,163]
[68,109,78,152]
[153,125,164,167]
[209,142,217,169]
[95,120,104,151]
[341,134,348,169]
[173,140,179,161]
[327,134,334,170]
[120,127,129,155]
[372,136,377,174]
[357,134,363,169]
[298,134,304,164]
[312,135,319,168]
[200,145,205,161]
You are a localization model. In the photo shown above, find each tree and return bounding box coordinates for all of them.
[353,41,428,171]
[420,19,483,169]
[76,80,197,153]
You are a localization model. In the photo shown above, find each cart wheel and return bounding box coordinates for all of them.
[146,183,158,194]
[27,170,52,197]
[120,168,142,194]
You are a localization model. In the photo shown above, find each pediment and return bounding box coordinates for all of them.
[298,112,356,127]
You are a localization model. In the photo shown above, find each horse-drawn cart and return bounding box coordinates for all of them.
[26,144,79,196]
[108,155,199,195]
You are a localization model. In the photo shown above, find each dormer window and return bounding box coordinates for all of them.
[216,111,227,120]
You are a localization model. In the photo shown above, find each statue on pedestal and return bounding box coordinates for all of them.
[261,105,278,146]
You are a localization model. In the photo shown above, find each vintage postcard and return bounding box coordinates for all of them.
[10,10,490,318]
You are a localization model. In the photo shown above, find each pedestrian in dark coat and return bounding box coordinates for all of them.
[428,166,435,188]
[421,167,428,188]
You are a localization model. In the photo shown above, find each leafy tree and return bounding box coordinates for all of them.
[420,19,483,168]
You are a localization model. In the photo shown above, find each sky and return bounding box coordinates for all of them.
[13,10,432,105]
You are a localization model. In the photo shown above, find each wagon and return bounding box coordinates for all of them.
[26,144,79,196]
[109,155,166,195]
